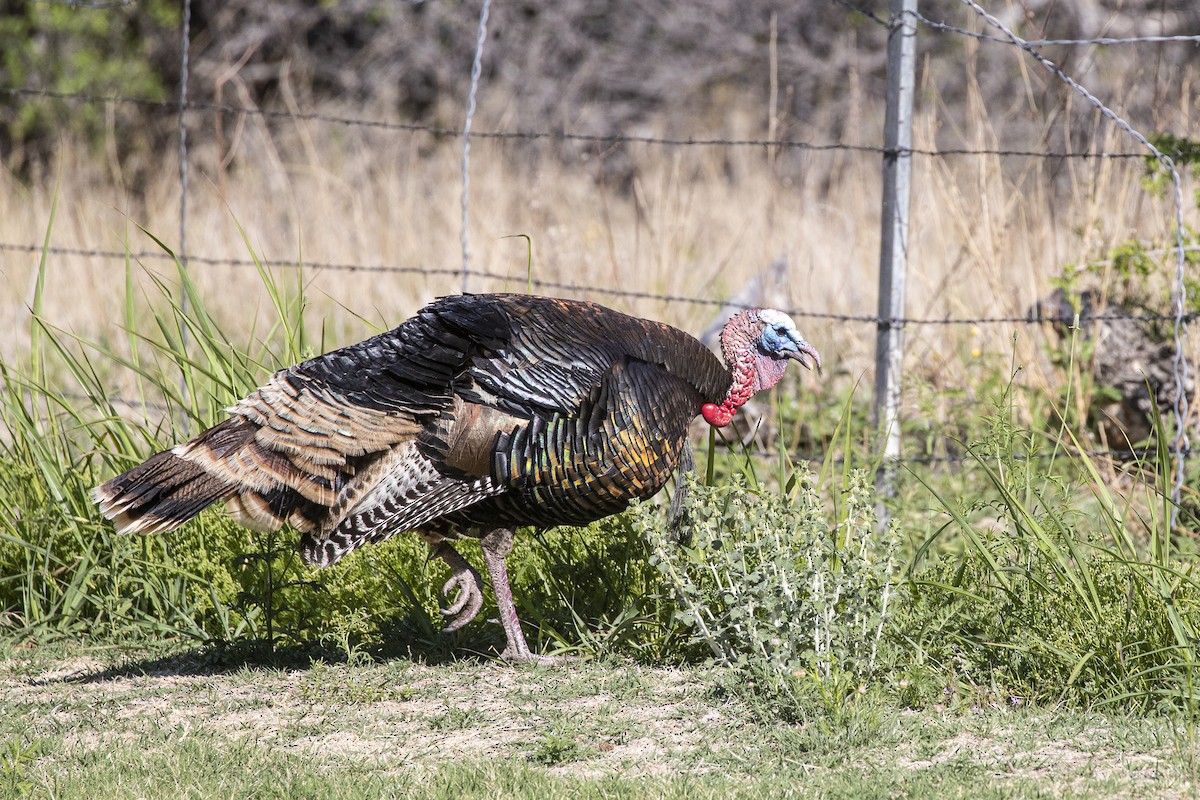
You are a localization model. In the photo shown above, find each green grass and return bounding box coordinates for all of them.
[0,227,909,671]
[3,223,1200,797]
[0,644,1196,799]
[897,380,1200,713]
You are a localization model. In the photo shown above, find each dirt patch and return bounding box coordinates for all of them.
[9,654,718,774]
[894,720,1183,796]
[5,650,1196,797]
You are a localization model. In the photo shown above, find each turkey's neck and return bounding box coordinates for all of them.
[702,312,762,427]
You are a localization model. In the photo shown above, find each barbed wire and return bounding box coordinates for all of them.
[959,0,1193,526]
[32,0,136,7]
[3,239,1194,329]
[0,241,464,278]
[0,85,1152,161]
[913,11,1200,47]
[829,0,889,27]
[825,1,1200,48]
[772,445,1200,466]
[21,232,1193,290]
[7,1,1199,482]
[36,387,1198,469]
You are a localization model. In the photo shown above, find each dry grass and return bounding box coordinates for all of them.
[1,64,1196,414]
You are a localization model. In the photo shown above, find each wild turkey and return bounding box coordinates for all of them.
[94,293,821,660]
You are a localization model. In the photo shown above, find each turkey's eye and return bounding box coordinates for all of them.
[774,325,788,335]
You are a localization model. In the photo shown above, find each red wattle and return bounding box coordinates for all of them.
[702,403,734,427]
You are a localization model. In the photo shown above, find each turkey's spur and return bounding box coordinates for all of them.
[94,293,821,662]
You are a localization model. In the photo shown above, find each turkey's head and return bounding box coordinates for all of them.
[702,308,821,427]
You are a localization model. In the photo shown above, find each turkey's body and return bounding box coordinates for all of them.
[95,293,765,660]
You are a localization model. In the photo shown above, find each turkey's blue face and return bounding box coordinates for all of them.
[757,310,822,373]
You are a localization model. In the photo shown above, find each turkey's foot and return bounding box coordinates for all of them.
[480,527,546,663]
[432,542,484,633]
[497,647,570,665]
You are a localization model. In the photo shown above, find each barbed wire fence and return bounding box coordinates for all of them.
[4,2,1198,491]
[955,0,1192,525]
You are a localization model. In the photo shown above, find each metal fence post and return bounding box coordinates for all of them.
[460,0,493,294]
[177,0,193,434]
[875,0,917,500]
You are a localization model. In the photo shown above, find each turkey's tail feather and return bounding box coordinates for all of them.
[93,441,240,535]
[93,416,303,535]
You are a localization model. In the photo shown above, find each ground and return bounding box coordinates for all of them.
[1,643,1196,799]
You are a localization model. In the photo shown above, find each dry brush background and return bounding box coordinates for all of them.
[1,0,1198,430]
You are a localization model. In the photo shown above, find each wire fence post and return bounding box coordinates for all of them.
[176,0,192,434]
[874,0,917,502]
[460,0,493,294]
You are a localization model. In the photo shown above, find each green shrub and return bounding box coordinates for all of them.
[638,469,900,685]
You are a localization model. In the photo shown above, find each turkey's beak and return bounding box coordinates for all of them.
[787,341,823,375]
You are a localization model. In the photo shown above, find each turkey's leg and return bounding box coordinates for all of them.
[479,527,535,661]
[430,541,484,633]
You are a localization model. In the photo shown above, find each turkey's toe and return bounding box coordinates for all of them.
[441,575,470,616]
[440,572,483,633]
[431,541,484,634]
[500,648,570,665]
